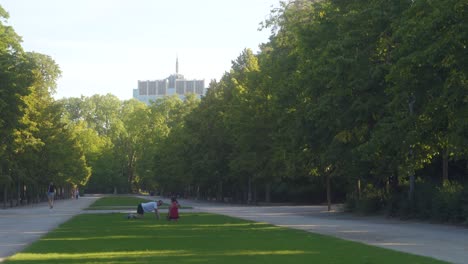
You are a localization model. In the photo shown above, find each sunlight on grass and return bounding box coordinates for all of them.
[4,213,447,264]
[11,250,314,261]
[43,235,203,241]
[9,250,192,261]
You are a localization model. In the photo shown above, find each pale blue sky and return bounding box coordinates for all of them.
[1,0,280,100]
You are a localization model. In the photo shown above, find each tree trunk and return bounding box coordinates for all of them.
[17,180,21,206]
[442,147,449,183]
[466,160,468,178]
[253,184,257,204]
[3,185,7,209]
[409,149,415,202]
[386,177,390,194]
[390,173,399,192]
[216,180,222,201]
[247,177,252,204]
[326,174,331,211]
[409,173,415,202]
[357,178,361,200]
[265,182,271,203]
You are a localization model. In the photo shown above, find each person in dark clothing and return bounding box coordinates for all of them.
[47,182,56,209]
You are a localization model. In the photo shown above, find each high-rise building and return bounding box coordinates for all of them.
[133,57,206,104]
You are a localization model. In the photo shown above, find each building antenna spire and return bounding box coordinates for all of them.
[176,54,179,75]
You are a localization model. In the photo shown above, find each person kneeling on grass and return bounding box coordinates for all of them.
[128,200,163,219]
[167,197,180,221]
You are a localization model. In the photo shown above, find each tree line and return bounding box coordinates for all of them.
[148,0,467,223]
[0,6,89,207]
[1,1,467,223]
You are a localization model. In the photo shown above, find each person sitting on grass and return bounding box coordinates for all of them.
[128,200,163,219]
[167,197,180,221]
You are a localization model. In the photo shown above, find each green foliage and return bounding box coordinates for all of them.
[431,182,465,223]
[347,184,388,215]
[351,181,467,225]
[0,6,90,205]
[0,5,33,189]
[3,0,466,226]
[116,0,466,221]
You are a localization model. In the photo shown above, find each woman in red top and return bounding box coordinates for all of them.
[168,197,180,221]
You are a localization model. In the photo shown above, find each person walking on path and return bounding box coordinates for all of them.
[128,200,163,219]
[167,197,180,221]
[47,182,56,209]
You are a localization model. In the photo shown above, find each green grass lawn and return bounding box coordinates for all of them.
[5,213,446,264]
[86,196,191,210]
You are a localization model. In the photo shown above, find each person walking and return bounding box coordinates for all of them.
[47,182,56,209]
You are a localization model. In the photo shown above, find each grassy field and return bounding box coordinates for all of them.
[86,196,191,210]
[4,213,446,264]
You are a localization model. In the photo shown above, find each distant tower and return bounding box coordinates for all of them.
[134,56,205,105]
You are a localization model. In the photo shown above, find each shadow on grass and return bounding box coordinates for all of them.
[4,213,447,264]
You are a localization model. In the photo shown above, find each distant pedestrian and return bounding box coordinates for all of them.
[128,200,163,219]
[47,182,56,209]
[75,188,79,199]
[167,197,180,221]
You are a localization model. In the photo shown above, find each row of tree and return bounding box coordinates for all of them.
[0,1,201,206]
[1,1,466,223]
[0,6,89,207]
[59,93,200,195]
[143,0,467,222]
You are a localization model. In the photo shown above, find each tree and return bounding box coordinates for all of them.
[387,0,468,184]
[0,6,36,205]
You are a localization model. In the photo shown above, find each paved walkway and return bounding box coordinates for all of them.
[0,196,99,262]
[1,196,467,263]
[176,199,468,264]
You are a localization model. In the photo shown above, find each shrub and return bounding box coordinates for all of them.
[353,184,387,214]
[344,192,358,212]
[412,183,436,220]
[345,180,467,225]
[431,182,464,223]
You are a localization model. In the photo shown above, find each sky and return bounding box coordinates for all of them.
[1,0,281,100]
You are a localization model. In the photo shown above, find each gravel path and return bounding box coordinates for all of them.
[1,196,466,263]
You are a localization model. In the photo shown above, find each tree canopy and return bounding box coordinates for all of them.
[1,1,466,223]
